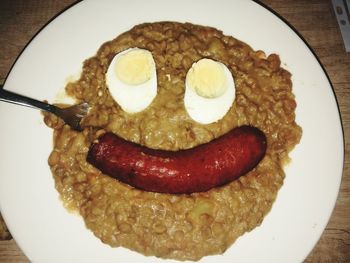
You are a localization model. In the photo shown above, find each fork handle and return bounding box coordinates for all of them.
[0,86,58,114]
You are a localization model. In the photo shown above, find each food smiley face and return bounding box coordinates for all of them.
[85,26,268,194]
[51,22,301,261]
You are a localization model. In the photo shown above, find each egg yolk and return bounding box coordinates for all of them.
[115,49,153,85]
[187,58,227,98]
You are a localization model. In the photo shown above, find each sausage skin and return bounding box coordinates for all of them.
[87,125,267,194]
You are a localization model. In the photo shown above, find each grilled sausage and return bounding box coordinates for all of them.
[87,125,267,194]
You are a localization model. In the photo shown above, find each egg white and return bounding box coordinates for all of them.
[106,48,157,113]
[184,61,235,124]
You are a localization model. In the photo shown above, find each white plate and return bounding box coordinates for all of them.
[0,0,344,262]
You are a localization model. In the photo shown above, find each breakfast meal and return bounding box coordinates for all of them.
[43,22,302,261]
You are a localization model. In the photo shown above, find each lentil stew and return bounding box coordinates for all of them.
[44,22,302,261]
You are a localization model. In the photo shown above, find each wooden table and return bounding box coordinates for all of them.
[0,0,349,262]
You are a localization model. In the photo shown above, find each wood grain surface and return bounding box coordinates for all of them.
[0,0,349,262]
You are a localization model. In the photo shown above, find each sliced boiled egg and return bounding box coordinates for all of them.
[184,58,235,124]
[106,47,157,113]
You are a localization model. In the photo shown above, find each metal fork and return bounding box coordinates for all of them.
[0,86,90,131]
